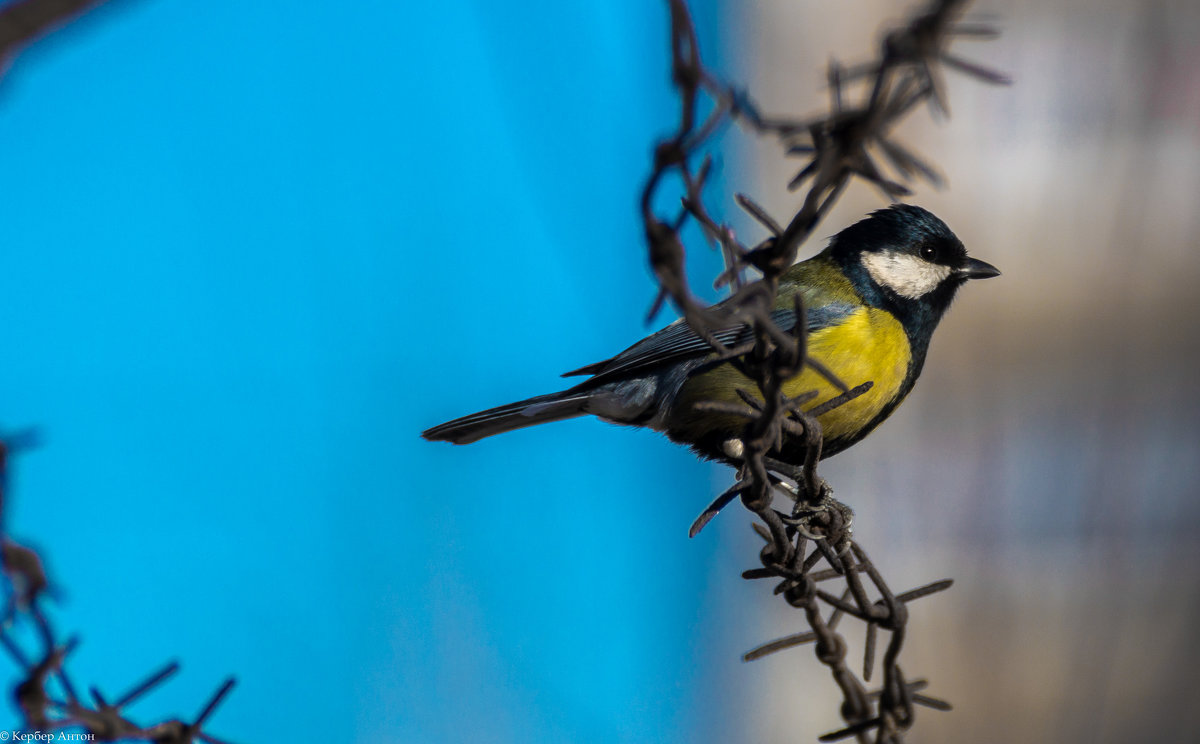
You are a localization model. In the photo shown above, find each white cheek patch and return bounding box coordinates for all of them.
[860,250,953,299]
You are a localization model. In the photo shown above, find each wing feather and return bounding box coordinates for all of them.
[564,303,855,384]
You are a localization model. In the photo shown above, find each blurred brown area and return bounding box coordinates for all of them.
[711,1,1200,741]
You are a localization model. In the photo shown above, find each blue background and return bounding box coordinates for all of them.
[0,1,744,741]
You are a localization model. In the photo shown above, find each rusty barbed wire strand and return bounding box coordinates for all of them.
[0,0,113,75]
[0,434,238,742]
[645,1,1007,741]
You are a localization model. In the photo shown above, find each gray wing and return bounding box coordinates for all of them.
[562,304,855,385]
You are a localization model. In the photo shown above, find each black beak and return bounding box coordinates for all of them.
[956,257,1001,280]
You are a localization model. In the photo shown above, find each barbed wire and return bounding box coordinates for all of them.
[644,1,1007,741]
[0,0,112,75]
[0,2,237,741]
[0,434,237,743]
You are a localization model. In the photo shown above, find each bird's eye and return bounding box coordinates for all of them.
[919,244,939,262]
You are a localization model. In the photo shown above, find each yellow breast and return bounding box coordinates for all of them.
[668,306,912,446]
[786,307,911,441]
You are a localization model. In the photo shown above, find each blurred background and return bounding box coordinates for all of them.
[0,1,1197,742]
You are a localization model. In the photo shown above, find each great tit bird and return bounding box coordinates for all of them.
[422,204,998,464]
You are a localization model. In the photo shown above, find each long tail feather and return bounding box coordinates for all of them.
[421,391,590,444]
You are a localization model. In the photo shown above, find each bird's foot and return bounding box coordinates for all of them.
[761,456,828,503]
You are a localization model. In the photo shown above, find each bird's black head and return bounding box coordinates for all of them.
[829,204,999,344]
